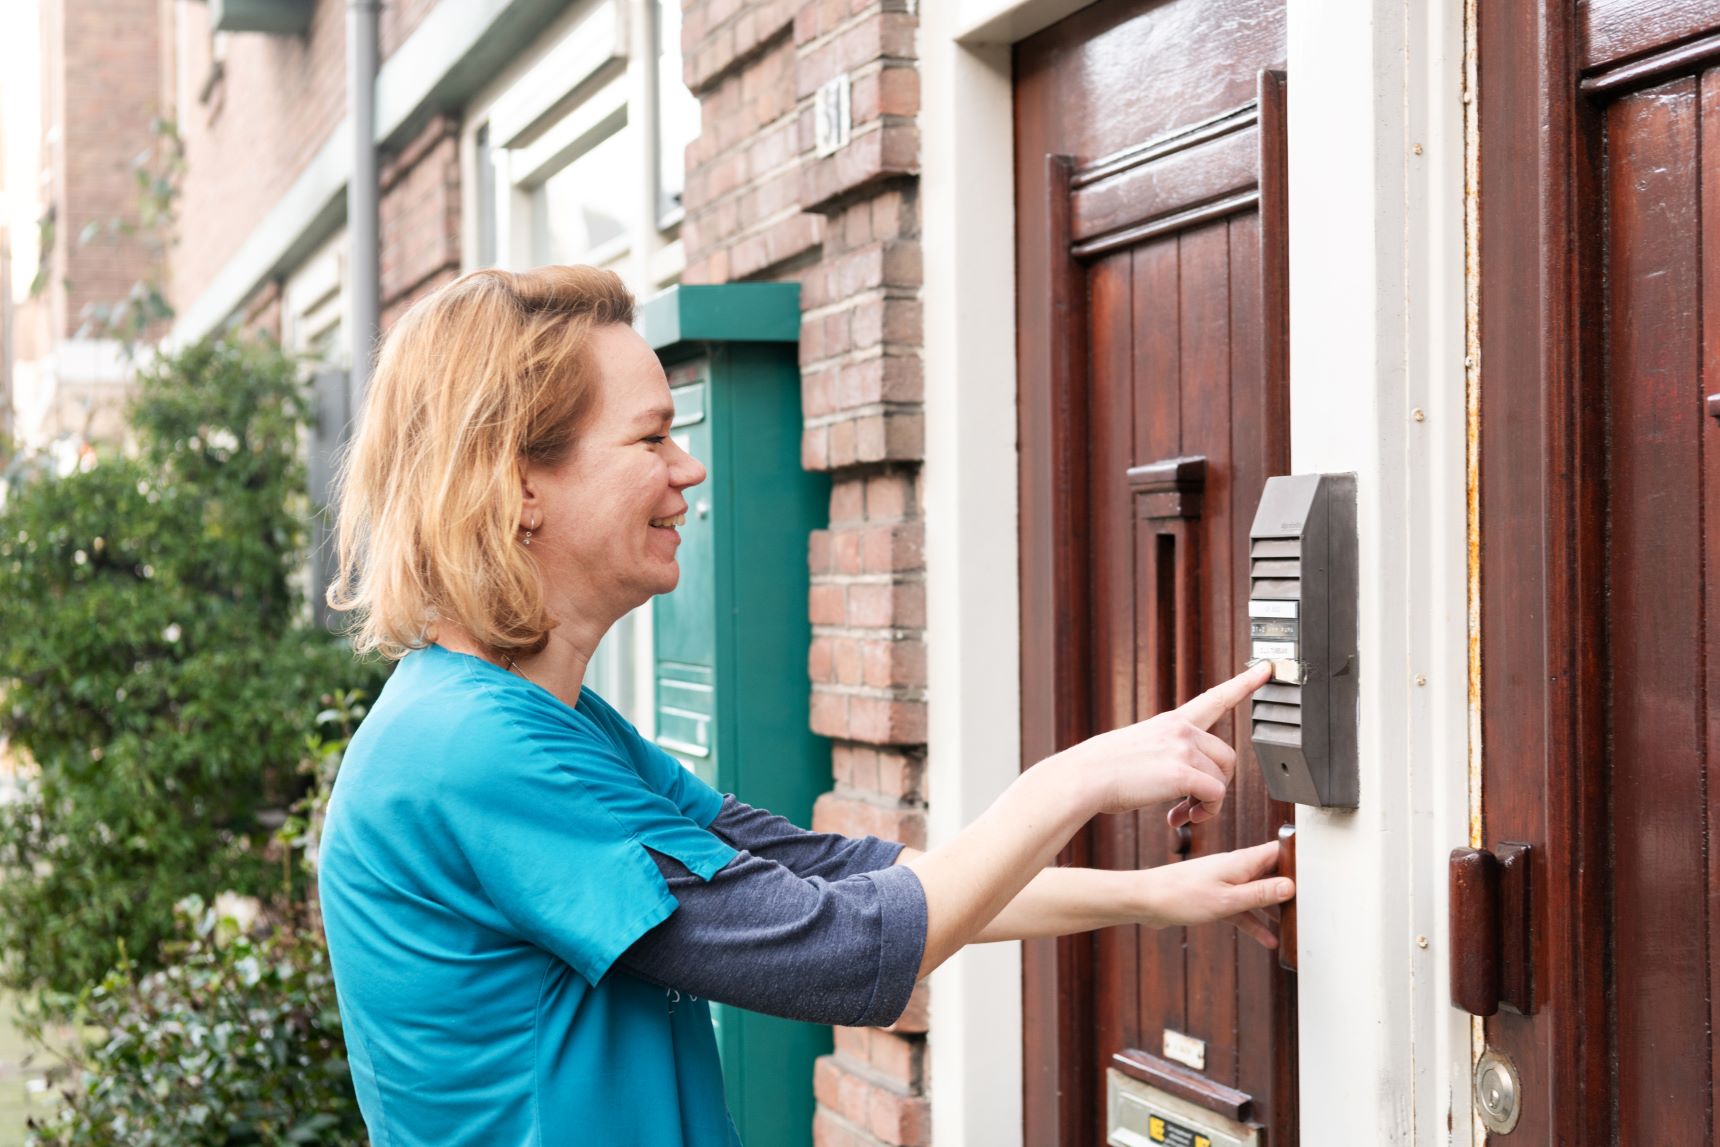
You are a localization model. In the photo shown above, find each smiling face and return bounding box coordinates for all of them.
[520,323,706,625]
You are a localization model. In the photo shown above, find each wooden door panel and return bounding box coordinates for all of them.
[1091,247,1142,1071]
[1017,3,1289,1142]
[1225,207,1295,1129]
[1603,74,1709,1145]
[1028,0,1280,160]
[1480,7,1720,1143]
[1176,219,1241,1087]
[1583,0,1720,70]
[1129,235,1190,1071]
[1705,71,1720,1143]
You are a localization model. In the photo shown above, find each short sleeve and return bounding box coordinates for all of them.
[574,686,728,826]
[444,680,737,985]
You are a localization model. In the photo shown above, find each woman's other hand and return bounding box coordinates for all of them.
[1135,840,1295,949]
[1053,661,1271,822]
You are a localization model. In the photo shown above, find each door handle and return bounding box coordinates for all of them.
[1449,842,1533,1015]
[1277,824,1297,972]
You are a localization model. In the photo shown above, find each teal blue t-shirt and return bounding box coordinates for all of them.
[318,643,741,1145]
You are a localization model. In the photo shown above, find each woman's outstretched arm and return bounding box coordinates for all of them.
[900,662,1271,978]
[895,842,1293,950]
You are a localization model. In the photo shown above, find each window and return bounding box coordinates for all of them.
[654,0,699,228]
[528,121,635,266]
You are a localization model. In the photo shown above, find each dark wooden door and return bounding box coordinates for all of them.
[1015,2,1293,1143]
[1480,3,1720,1142]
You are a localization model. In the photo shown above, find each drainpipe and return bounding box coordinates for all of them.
[346,0,380,413]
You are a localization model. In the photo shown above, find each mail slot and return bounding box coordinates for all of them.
[1247,473,1359,808]
[641,283,830,1147]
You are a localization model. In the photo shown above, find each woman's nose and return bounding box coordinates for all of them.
[672,443,707,490]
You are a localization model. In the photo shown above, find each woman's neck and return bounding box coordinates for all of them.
[434,615,608,708]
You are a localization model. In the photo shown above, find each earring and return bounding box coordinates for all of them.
[522,513,539,546]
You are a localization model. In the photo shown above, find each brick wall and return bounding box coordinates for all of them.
[170,0,350,316]
[680,1,929,1143]
[168,0,438,324]
[48,0,163,339]
[170,0,460,348]
[378,114,463,331]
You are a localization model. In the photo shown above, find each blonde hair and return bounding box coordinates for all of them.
[327,265,637,660]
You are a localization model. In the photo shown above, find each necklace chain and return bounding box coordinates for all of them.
[503,655,537,688]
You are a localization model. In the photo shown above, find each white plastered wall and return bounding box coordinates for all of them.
[921,0,1477,1142]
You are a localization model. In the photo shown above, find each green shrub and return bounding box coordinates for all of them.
[0,338,386,996]
[23,897,367,1147]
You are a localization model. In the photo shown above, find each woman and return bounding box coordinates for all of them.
[317,265,1292,1146]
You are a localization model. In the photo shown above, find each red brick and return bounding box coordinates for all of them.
[729,212,824,280]
[812,791,926,847]
[845,583,892,627]
[884,981,930,1034]
[832,635,865,685]
[809,583,847,625]
[850,297,922,349]
[802,423,832,470]
[808,635,836,682]
[861,635,926,688]
[808,529,835,575]
[875,749,925,802]
[865,1030,920,1086]
[859,523,924,574]
[813,1108,875,1147]
[833,743,881,790]
[871,190,913,241]
[841,199,875,248]
[810,688,849,737]
[864,472,916,521]
[802,124,920,214]
[832,527,865,575]
[802,366,837,417]
[868,1084,929,1146]
[168,0,354,322]
[847,695,927,744]
[830,477,866,523]
[827,415,870,468]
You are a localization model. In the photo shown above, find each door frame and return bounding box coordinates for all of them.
[920,3,1081,1144]
[1474,5,1601,1143]
[921,1,1477,1144]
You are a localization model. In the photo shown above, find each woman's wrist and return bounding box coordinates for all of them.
[1024,745,1105,824]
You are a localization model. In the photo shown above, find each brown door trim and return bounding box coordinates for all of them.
[1476,2,1610,1142]
[1017,149,1099,1147]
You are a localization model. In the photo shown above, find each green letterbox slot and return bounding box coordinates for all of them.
[643,284,830,1147]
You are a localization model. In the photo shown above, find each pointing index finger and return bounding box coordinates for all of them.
[1176,661,1272,730]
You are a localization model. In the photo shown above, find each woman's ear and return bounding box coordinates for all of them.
[518,466,541,533]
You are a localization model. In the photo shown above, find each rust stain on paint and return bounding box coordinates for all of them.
[1463,2,1489,1145]
[1462,0,1484,859]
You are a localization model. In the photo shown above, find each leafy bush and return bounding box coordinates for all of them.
[0,338,387,995]
[22,897,366,1147]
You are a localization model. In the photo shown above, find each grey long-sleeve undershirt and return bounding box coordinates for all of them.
[613,795,927,1028]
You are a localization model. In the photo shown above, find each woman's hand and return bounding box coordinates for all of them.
[1054,662,1271,822]
[1135,840,1295,949]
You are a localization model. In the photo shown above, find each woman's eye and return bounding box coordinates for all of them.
[643,435,667,445]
